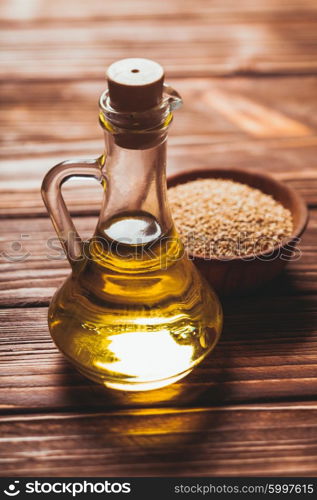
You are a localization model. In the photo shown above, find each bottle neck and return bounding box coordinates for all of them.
[96,130,173,245]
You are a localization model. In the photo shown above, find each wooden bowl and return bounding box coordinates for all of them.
[167,167,308,296]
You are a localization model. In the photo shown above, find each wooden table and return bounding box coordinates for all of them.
[1,0,317,477]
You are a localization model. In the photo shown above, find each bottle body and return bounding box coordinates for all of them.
[48,214,222,391]
[42,61,223,391]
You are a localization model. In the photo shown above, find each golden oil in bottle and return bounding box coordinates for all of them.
[48,211,222,391]
[42,58,223,391]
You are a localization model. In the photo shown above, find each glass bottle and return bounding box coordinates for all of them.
[41,58,222,391]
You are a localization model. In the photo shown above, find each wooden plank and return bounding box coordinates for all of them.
[1,76,316,215]
[1,0,316,480]
[0,210,316,306]
[2,76,317,154]
[0,78,245,151]
[0,404,317,476]
[2,0,317,23]
[0,288,316,411]
[0,209,316,306]
[1,18,317,79]
[0,140,317,217]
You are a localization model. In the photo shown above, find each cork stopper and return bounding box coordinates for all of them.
[106,58,164,112]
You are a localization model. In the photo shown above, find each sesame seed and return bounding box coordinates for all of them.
[168,178,293,258]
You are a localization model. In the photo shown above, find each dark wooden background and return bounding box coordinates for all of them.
[1,0,317,476]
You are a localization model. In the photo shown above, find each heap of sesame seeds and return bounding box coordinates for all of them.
[168,178,293,258]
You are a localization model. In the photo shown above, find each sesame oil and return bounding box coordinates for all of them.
[41,58,223,391]
[49,212,222,391]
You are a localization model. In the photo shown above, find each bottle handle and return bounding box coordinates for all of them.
[41,158,102,265]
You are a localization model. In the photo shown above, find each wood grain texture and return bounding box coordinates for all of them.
[1,77,317,153]
[2,0,317,22]
[0,210,316,306]
[0,291,316,412]
[1,139,317,216]
[1,77,317,216]
[1,404,317,477]
[1,0,317,478]
[1,4,317,79]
